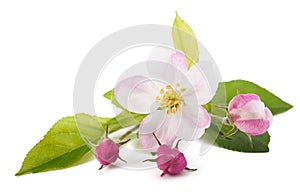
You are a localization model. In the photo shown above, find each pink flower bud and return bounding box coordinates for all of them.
[95,139,119,166]
[156,144,187,176]
[228,94,273,136]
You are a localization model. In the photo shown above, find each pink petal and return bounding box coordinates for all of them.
[265,107,273,123]
[175,106,211,140]
[139,113,181,152]
[234,119,271,136]
[157,144,180,156]
[156,145,180,171]
[230,100,266,121]
[228,94,260,112]
[95,139,119,165]
[181,65,213,105]
[114,76,160,114]
[157,154,174,171]
[156,145,186,175]
[165,152,187,175]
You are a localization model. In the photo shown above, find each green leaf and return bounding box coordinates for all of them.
[205,79,293,115]
[203,123,270,152]
[103,89,124,109]
[16,114,107,176]
[172,11,199,69]
[108,111,147,132]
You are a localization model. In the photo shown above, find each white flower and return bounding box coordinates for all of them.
[114,47,213,151]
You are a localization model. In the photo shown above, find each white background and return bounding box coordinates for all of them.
[1,0,299,191]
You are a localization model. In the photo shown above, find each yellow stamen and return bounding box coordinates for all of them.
[166,108,171,114]
[156,84,186,115]
[160,88,165,94]
[171,107,177,113]
[166,85,172,90]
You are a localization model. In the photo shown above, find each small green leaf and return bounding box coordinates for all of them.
[16,114,107,176]
[203,123,270,152]
[103,89,124,109]
[207,79,293,115]
[172,11,199,69]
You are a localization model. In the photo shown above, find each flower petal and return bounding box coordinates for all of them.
[147,47,188,85]
[181,65,214,105]
[230,100,266,121]
[139,113,181,152]
[157,154,173,171]
[148,47,188,72]
[157,144,180,156]
[228,94,260,112]
[165,152,187,175]
[138,110,166,135]
[265,107,273,123]
[176,106,211,140]
[234,119,271,136]
[114,76,161,114]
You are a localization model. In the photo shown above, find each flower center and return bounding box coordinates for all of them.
[156,84,185,114]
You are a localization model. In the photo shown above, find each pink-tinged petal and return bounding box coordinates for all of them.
[95,139,119,165]
[265,107,273,123]
[156,145,179,171]
[234,119,270,136]
[157,154,173,171]
[156,145,186,175]
[114,76,160,114]
[181,65,213,105]
[139,113,181,152]
[169,51,189,73]
[230,100,266,121]
[148,47,188,72]
[139,110,166,134]
[157,144,180,156]
[147,47,188,85]
[176,106,211,140]
[165,152,187,175]
[228,94,260,112]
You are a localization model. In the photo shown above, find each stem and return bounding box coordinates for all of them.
[118,156,127,163]
[210,114,228,125]
[142,158,157,163]
[119,125,139,141]
[210,104,230,119]
[247,134,254,150]
[175,139,181,149]
[212,104,228,110]
[185,167,197,172]
[98,165,104,170]
[105,124,109,138]
[220,125,238,138]
[118,139,131,146]
[153,133,162,146]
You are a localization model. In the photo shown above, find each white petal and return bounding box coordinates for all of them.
[147,47,188,85]
[114,76,160,114]
[139,112,181,151]
[176,105,211,140]
[139,110,166,134]
[181,65,213,105]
